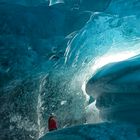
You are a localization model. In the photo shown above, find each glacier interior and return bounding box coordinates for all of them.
[0,0,140,140]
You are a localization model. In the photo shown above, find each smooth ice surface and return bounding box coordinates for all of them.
[0,0,49,6]
[40,123,140,140]
[86,55,140,123]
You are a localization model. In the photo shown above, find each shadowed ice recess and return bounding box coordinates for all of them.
[0,0,140,140]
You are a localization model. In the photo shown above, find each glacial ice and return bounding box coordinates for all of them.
[86,55,140,124]
[0,0,140,140]
[40,123,140,140]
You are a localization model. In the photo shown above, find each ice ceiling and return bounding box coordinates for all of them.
[0,0,140,140]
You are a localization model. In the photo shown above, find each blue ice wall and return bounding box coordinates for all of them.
[0,0,49,6]
[0,0,140,140]
[0,1,101,139]
[86,55,140,124]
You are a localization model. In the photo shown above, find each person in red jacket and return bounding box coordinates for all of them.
[48,113,58,131]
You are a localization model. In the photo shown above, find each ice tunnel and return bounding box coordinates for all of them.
[86,55,140,124]
[0,0,140,140]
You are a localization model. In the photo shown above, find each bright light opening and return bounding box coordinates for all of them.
[92,51,138,73]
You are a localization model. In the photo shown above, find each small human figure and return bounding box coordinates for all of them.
[48,113,58,131]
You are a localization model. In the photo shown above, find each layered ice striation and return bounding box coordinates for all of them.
[86,55,140,124]
[84,0,140,125]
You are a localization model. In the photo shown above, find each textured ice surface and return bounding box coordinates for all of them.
[0,0,140,140]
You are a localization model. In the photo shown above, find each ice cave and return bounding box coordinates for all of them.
[0,0,140,140]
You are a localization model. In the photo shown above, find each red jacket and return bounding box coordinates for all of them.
[48,117,57,131]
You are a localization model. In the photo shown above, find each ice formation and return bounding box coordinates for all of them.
[0,0,140,140]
